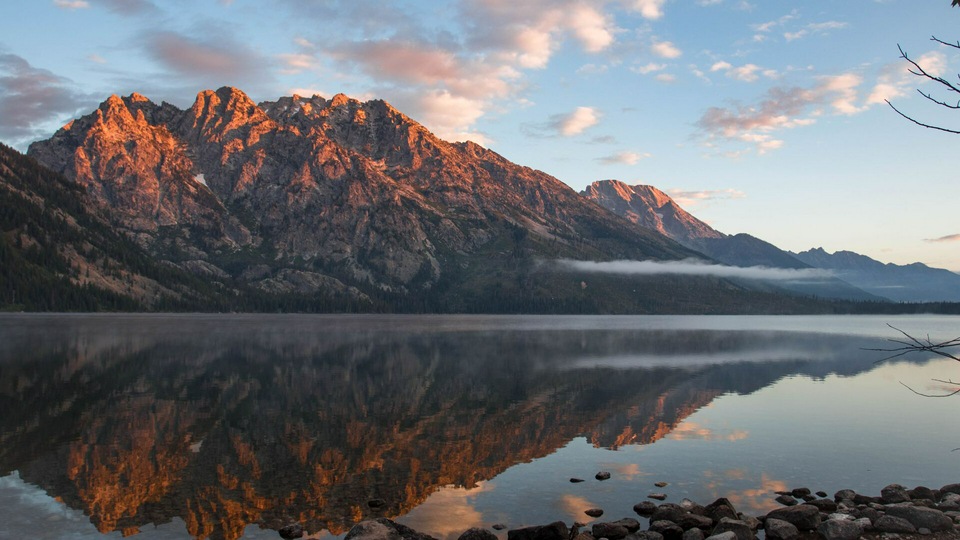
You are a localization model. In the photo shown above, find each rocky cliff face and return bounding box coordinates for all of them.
[583,180,723,243]
[29,88,701,306]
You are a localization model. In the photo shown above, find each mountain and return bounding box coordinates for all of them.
[794,247,960,302]
[582,180,881,301]
[0,142,236,311]
[18,87,843,313]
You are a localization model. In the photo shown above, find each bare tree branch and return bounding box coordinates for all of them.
[885,99,960,134]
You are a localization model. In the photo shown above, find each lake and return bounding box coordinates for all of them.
[0,314,957,540]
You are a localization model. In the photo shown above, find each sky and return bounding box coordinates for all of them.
[1,0,959,271]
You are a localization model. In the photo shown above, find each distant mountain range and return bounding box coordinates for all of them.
[0,87,956,311]
[583,180,960,303]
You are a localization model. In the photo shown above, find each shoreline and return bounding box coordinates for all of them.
[306,481,960,540]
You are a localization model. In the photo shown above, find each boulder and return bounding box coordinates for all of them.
[652,504,688,523]
[765,505,821,531]
[883,505,954,532]
[762,519,798,540]
[585,509,604,518]
[703,498,738,523]
[508,522,569,540]
[596,472,612,481]
[648,520,684,540]
[881,484,911,504]
[592,523,629,540]
[634,502,658,516]
[774,495,797,507]
[941,483,960,496]
[909,486,937,501]
[703,532,736,540]
[790,488,811,498]
[631,533,665,540]
[610,519,641,533]
[710,518,753,540]
[805,499,837,513]
[833,490,855,502]
[675,514,714,531]
[873,515,917,534]
[279,523,304,539]
[816,519,862,540]
[346,519,438,540]
[681,529,704,540]
[458,529,498,540]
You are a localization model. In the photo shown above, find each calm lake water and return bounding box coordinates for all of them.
[0,314,958,540]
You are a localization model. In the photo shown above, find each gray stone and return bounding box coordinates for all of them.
[648,520,684,540]
[458,529,498,540]
[765,504,821,531]
[942,483,960,496]
[710,518,752,540]
[675,514,714,532]
[816,491,828,498]
[919,528,932,535]
[592,523,629,540]
[833,490,856,502]
[774,495,797,507]
[817,519,862,540]
[882,484,911,504]
[346,520,438,540]
[573,533,595,540]
[853,518,872,531]
[492,524,507,531]
[910,486,937,501]
[681,529,704,540]
[586,509,604,518]
[703,532,736,540]
[628,533,664,540]
[652,504,689,523]
[634,502,658,516]
[279,523,304,539]
[571,478,586,483]
[762,519,798,540]
[508,521,570,540]
[738,516,760,532]
[649,493,668,501]
[611,519,641,533]
[596,471,612,481]
[859,507,880,524]
[704,499,738,523]
[883,505,954,532]
[874,515,917,534]
[806,499,837,513]
[790,488,811,498]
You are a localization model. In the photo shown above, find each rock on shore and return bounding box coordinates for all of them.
[335,482,960,540]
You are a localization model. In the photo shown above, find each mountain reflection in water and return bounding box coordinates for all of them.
[0,314,948,540]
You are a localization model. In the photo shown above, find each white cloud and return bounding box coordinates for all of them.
[550,106,600,136]
[867,51,947,105]
[655,73,676,83]
[710,61,776,83]
[651,40,682,59]
[555,258,834,281]
[626,0,667,20]
[631,62,666,75]
[277,53,316,75]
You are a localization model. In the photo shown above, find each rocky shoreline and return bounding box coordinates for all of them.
[282,480,960,540]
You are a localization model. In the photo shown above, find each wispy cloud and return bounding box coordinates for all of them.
[924,234,960,243]
[710,61,777,83]
[554,258,833,281]
[667,188,745,206]
[53,0,89,9]
[0,53,92,148]
[598,151,651,165]
[696,71,874,155]
[144,30,273,88]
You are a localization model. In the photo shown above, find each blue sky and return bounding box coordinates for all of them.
[2,0,959,270]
